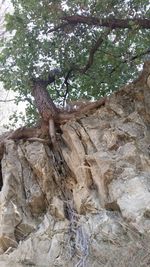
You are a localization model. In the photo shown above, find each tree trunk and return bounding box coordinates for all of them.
[31,80,59,122]
[31,80,60,144]
[30,78,107,144]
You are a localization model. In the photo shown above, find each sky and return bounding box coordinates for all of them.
[0,0,26,133]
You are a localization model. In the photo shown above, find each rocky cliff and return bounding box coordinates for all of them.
[0,62,150,267]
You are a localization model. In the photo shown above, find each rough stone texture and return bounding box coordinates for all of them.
[0,62,150,266]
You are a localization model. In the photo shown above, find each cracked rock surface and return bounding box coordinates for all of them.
[0,62,150,266]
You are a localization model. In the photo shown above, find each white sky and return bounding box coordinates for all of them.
[0,0,26,133]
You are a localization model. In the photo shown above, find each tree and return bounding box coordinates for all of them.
[0,0,150,140]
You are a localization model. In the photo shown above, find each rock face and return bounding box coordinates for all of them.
[0,62,150,266]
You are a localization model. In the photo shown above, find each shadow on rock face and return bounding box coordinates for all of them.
[0,161,2,191]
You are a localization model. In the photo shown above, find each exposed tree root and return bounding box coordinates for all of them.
[0,96,106,159]
[58,96,106,124]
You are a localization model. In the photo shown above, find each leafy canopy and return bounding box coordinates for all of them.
[0,0,150,124]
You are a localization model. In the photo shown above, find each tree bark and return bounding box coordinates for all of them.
[31,80,60,144]
[31,80,59,122]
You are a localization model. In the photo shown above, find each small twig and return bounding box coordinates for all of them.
[0,97,33,105]
[47,22,69,33]
[62,69,73,106]
[0,99,15,102]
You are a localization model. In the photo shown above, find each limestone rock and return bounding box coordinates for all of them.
[0,62,150,266]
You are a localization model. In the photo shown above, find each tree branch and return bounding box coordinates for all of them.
[110,48,150,75]
[129,48,150,61]
[62,15,150,29]
[47,22,70,33]
[66,29,111,75]
[61,69,73,106]
[81,29,111,73]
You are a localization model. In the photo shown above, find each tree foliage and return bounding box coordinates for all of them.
[0,0,150,125]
